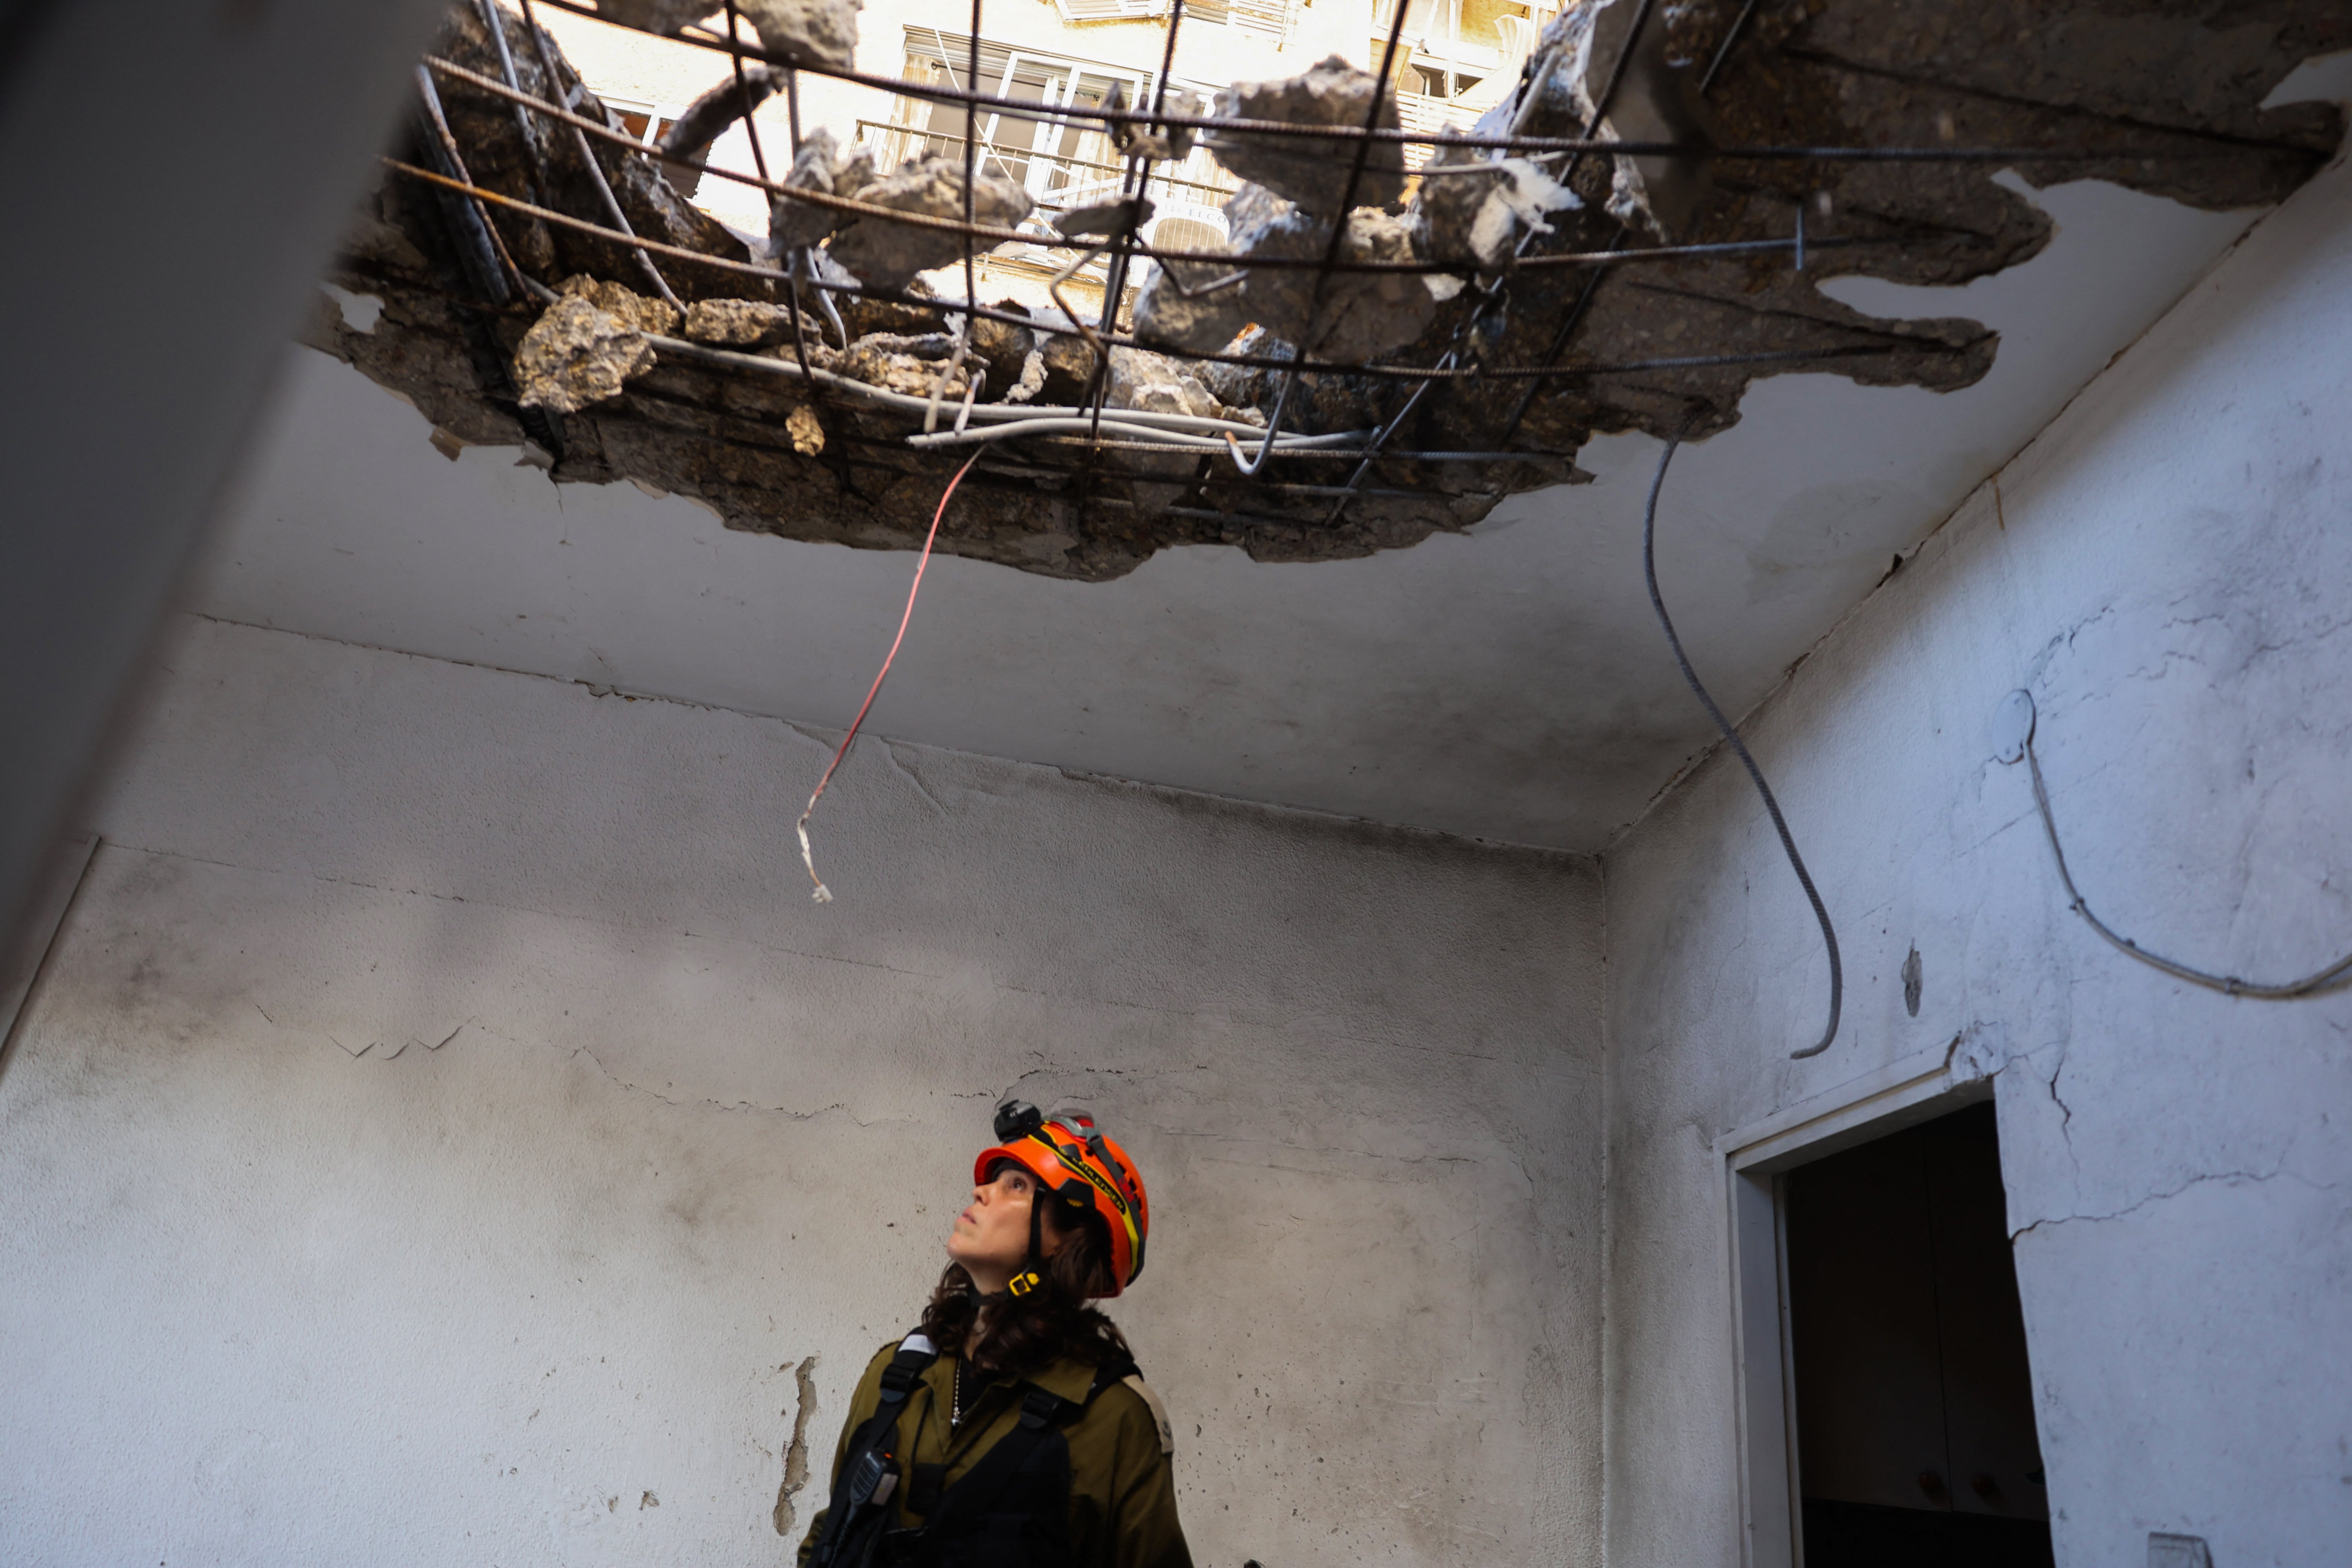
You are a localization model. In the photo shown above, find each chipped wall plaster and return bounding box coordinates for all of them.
[0,617,1604,1568]
[1598,143,2352,1566]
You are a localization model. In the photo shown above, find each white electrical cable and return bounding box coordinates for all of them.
[644,334,1379,450]
[906,418,1370,452]
[2014,700,2352,999]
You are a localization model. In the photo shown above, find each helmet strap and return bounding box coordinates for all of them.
[1003,1180,1047,1298]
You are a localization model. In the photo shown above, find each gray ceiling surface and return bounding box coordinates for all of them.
[199,169,2288,852]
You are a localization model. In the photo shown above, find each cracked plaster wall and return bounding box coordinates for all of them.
[1598,145,2352,1566]
[0,618,1602,1568]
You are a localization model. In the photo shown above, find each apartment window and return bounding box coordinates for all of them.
[600,95,702,199]
[877,31,1230,220]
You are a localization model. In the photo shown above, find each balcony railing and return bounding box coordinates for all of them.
[857,120,1238,215]
[851,120,1241,296]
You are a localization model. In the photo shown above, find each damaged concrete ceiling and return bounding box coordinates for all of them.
[202,7,2352,850]
[316,0,2341,580]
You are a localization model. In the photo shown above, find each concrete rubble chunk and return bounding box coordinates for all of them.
[1245,192,1435,365]
[1107,85,1204,162]
[737,0,860,73]
[1410,142,1583,273]
[1205,58,1408,213]
[1103,347,1224,508]
[681,298,822,347]
[1132,252,1252,358]
[1144,184,1436,365]
[834,276,944,339]
[590,0,717,36]
[659,66,781,169]
[838,337,974,397]
[558,274,679,336]
[851,331,960,359]
[1198,325,1272,410]
[1106,348,1220,420]
[515,295,656,413]
[786,404,824,454]
[825,156,1034,290]
[1001,348,1047,403]
[768,129,877,257]
[950,303,1035,397]
[1505,3,1676,240]
[1030,316,1099,405]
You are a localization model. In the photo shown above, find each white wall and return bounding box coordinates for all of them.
[1599,152,2352,1566]
[0,618,1603,1568]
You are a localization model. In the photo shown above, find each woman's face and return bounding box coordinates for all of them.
[947,1161,1062,1290]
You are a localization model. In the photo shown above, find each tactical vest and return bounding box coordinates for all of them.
[807,1335,1144,1568]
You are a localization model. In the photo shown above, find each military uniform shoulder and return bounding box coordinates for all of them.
[1093,1369,1175,1456]
[853,1333,935,1388]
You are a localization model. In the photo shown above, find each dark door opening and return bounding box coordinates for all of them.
[1786,1101,2053,1568]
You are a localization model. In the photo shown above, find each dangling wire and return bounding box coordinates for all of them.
[1642,431,1843,1058]
[796,450,983,902]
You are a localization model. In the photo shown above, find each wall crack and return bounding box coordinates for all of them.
[2011,1165,2337,1240]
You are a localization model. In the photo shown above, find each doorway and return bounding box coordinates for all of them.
[1783,1102,2051,1567]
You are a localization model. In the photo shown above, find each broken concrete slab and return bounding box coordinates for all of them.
[1103,347,1223,508]
[1205,58,1408,214]
[515,295,656,413]
[738,0,859,73]
[824,156,1033,290]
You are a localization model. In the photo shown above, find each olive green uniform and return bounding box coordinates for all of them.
[798,1340,1192,1568]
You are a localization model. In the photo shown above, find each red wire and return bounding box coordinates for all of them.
[796,448,984,901]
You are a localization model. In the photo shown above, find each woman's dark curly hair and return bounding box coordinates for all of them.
[917,1193,1132,1378]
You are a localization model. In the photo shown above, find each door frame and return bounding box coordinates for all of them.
[1715,1031,2004,1568]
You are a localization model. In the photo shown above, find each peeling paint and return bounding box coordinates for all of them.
[773,1355,820,1538]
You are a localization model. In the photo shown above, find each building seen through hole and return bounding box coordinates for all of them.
[1787,1102,2051,1568]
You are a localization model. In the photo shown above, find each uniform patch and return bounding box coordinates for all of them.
[1121,1374,1174,1457]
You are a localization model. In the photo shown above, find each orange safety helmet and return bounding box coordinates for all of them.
[975,1101,1149,1298]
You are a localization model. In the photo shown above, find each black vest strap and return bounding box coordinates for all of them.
[808,1339,939,1568]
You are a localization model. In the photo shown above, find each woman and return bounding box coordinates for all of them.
[799,1101,1191,1568]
